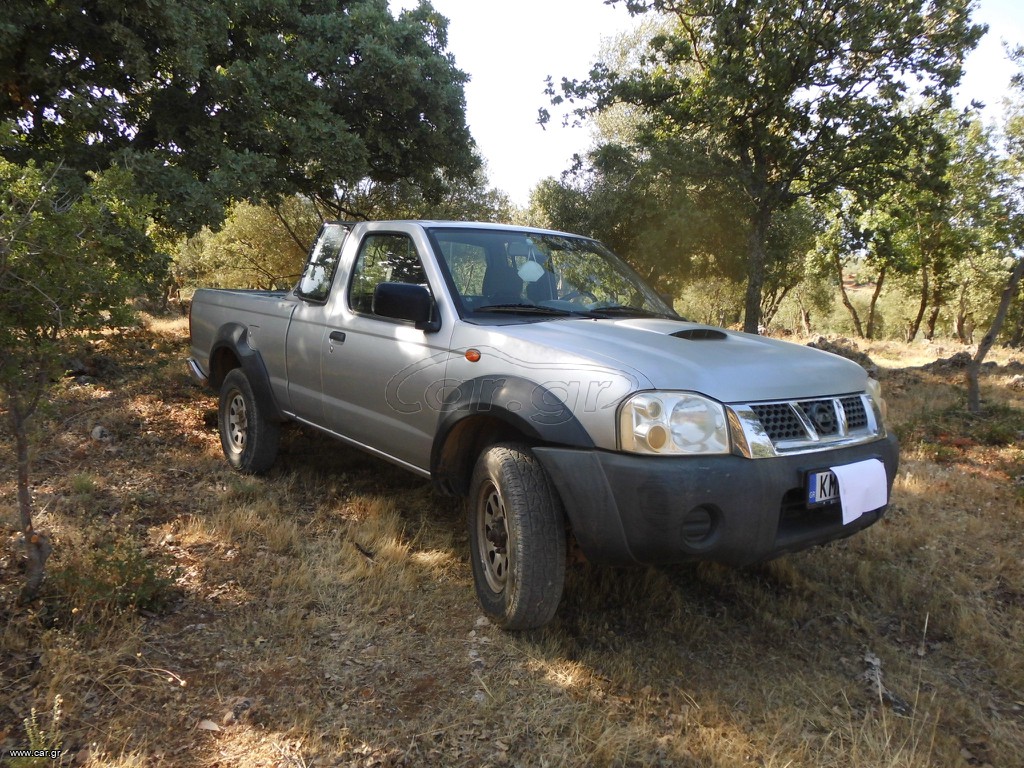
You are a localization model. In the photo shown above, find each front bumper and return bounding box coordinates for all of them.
[533,434,899,567]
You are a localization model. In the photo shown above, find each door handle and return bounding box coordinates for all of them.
[329,331,346,343]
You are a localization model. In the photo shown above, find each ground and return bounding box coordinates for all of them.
[0,316,1022,767]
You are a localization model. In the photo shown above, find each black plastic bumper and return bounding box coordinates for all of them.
[533,434,899,567]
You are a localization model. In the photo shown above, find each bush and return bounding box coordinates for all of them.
[48,537,178,625]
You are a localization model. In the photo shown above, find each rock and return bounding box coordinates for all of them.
[65,354,116,379]
[945,351,972,368]
[1009,374,1024,391]
[921,351,973,372]
[91,425,111,442]
[66,358,89,376]
[222,697,254,725]
[806,336,879,377]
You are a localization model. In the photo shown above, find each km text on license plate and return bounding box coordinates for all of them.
[807,469,839,506]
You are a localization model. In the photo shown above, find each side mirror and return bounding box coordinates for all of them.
[372,282,441,332]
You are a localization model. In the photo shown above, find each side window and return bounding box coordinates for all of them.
[349,233,428,315]
[296,224,348,302]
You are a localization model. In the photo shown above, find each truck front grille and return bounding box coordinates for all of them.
[838,395,868,429]
[744,394,878,453]
[752,402,806,441]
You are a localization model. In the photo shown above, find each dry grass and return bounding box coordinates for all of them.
[1,321,1022,767]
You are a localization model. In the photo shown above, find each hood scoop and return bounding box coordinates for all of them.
[671,328,728,341]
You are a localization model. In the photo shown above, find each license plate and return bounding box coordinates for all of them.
[807,469,840,507]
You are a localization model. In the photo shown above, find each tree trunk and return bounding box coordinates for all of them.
[925,277,944,340]
[925,274,946,339]
[742,206,773,334]
[967,257,1024,413]
[833,253,864,338]
[954,285,972,343]
[8,401,51,604]
[760,284,793,331]
[1010,310,1024,348]
[906,262,929,342]
[865,265,887,340]
[925,304,941,340]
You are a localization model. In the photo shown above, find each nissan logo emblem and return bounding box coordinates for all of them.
[810,402,836,432]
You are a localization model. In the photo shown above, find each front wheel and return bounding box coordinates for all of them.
[218,368,280,474]
[468,443,566,630]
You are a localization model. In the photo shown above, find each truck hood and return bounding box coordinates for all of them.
[491,317,868,403]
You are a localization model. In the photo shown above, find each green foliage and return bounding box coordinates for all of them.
[676,276,744,326]
[896,111,1012,340]
[175,168,513,292]
[999,47,1024,347]
[527,143,751,294]
[10,696,63,768]
[322,168,515,223]
[0,156,160,389]
[0,0,479,234]
[0,152,164,602]
[550,0,985,332]
[899,400,1024,459]
[49,538,177,620]
[790,103,1017,342]
[174,197,320,291]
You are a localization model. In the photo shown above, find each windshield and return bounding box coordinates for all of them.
[427,227,677,319]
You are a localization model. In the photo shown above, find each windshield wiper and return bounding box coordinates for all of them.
[475,303,579,316]
[585,305,678,319]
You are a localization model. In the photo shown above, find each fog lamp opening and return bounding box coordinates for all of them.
[681,505,719,548]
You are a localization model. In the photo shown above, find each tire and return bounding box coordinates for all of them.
[218,368,280,474]
[468,443,567,630]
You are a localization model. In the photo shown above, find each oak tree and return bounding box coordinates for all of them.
[0,0,479,233]
[549,0,984,332]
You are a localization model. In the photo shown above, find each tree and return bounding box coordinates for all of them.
[316,168,514,224]
[758,200,817,330]
[174,168,514,293]
[814,109,962,341]
[530,139,817,324]
[965,47,1024,413]
[0,0,479,234]
[0,156,158,602]
[548,0,985,333]
[534,20,753,300]
[174,197,322,291]
[814,107,1013,344]
[529,138,754,297]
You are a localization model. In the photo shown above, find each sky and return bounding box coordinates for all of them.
[392,0,1024,207]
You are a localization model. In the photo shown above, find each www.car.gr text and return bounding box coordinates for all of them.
[1,749,62,759]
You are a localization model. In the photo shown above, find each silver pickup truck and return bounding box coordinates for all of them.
[188,220,899,629]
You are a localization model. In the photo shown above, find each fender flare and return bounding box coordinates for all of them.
[209,323,286,422]
[430,375,595,494]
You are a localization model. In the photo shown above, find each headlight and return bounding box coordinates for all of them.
[619,392,729,455]
[865,377,888,422]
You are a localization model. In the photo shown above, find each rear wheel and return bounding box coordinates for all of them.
[468,443,566,630]
[218,368,280,474]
